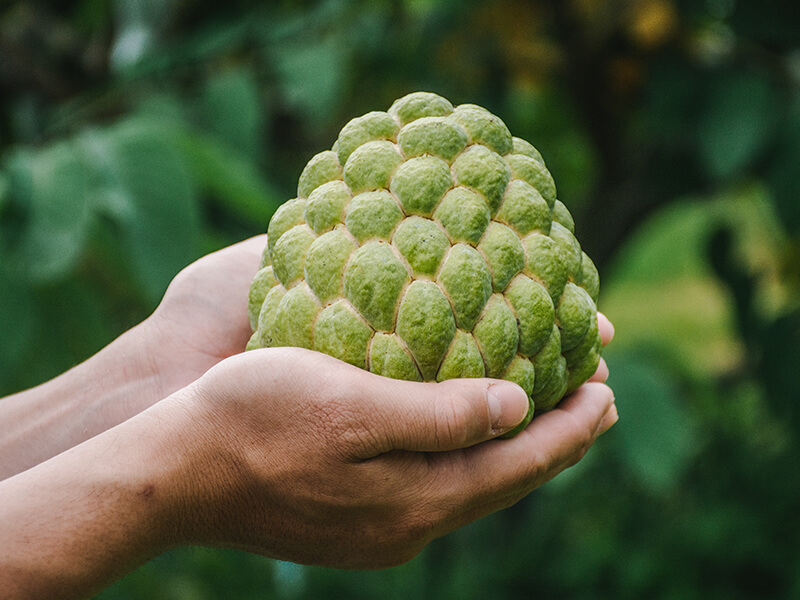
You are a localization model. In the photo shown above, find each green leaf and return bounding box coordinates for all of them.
[606,349,698,494]
[108,0,172,73]
[270,32,350,126]
[766,99,800,234]
[0,171,9,213]
[201,67,264,162]
[177,132,281,224]
[698,71,778,179]
[0,267,36,387]
[91,117,201,304]
[12,142,92,281]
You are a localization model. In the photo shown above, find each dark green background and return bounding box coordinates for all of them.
[1,1,799,598]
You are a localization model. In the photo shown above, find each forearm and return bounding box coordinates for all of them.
[0,396,193,600]
[0,321,166,480]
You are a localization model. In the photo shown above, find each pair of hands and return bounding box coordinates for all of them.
[0,234,616,598]
[145,234,617,566]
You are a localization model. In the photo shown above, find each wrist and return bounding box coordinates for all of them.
[0,321,166,479]
[152,383,253,548]
[113,394,203,551]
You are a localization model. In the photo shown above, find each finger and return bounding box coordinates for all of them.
[432,382,614,502]
[163,234,268,301]
[352,372,531,455]
[512,382,614,484]
[234,233,270,264]
[598,403,619,435]
[588,357,609,383]
[209,234,268,276]
[598,312,615,346]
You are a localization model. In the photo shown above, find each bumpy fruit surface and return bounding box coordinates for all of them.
[247,91,601,435]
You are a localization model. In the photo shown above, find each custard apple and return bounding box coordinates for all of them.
[246,91,601,435]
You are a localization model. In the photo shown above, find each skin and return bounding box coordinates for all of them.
[0,235,617,599]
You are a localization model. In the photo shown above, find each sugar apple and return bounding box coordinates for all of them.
[246,91,601,436]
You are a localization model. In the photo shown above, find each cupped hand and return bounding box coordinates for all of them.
[165,344,617,570]
[142,234,267,397]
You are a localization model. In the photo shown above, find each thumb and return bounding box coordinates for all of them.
[358,375,530,454]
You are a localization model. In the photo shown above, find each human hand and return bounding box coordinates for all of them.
[142,234,267,399]
[164,342,617,569]
[589,311,614,383]
[0,315,616,598]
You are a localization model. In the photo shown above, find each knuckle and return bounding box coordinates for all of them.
[350,500,440,570]
[312,395,384,458]
[563,413,597,467]
[496,490,528,512]
[434,390,477,449]
[390,508,439,554]
[293,360,385,457]
[339,422,384,458]
[578,418,598,456]
[496,495,520,512]
[312,397,356,441]
[522,458,547,489]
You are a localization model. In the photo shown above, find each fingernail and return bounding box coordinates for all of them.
[488,382,530,432]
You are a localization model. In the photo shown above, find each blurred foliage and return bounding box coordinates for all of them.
[1,0,799,598]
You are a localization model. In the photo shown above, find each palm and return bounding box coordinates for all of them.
[150,235,267,392]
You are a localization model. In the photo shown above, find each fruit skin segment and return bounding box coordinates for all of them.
[246,91,602,433]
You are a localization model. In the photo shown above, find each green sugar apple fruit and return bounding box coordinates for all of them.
[246,91,601,437]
